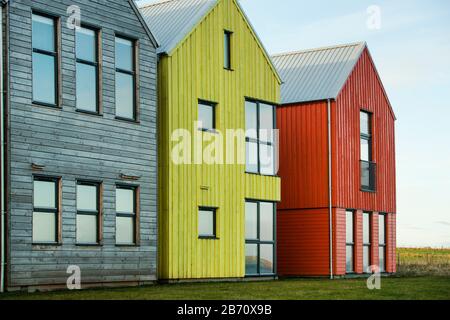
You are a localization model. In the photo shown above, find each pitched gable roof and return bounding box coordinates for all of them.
[139,0,217,54]
[129,0,159,47]
[272,42,366,104]
[139,0,281,83]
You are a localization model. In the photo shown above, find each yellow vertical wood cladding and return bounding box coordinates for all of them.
[158,0,281,280]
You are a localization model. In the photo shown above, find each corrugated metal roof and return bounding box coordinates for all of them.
[139,0,217,54]
[272,42,366,104]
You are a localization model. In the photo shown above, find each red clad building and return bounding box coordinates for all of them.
[272,42,397,277]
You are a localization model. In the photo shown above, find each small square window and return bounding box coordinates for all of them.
[198,101,215,131]
[199,208,216,238]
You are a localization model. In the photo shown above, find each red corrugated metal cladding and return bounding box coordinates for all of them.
[277,48,396,277]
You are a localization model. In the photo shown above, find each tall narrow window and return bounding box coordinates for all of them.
[116,186,138,245]
[32,13,57,106]
[245,100,276,175]
[76,181,100,244]
[379,214,386,272]
[363,212,371,273]
[33,177,59,244]
[346,210,355,273]
[198,100,216,131]
[224,31,232,70]
[115,36,136,120]
[76,27,99,113]
[360,111,376,191]
[245,201,275,276]
[198,207,216,239]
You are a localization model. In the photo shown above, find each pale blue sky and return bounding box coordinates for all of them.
[140,0,450,247]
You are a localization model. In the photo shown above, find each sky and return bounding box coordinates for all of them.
[140,0,450,248]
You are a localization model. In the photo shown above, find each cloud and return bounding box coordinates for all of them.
[435,221,450,227]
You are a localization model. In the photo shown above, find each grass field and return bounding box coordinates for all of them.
[0,248,449,300]
[397,248,450,276]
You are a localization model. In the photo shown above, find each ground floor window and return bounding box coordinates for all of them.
[245,200,275,276]
[363,212,371,273]
[33,176,60,244]
[346,210,355,273]
[379,213,386,272]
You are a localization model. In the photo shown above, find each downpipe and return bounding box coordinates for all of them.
[0,5,5,293]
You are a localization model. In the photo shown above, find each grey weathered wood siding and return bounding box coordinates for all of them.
[6,0,158,288]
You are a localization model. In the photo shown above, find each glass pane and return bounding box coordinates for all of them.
[76,214,97,243]
[245,202,257,240]
[33,211,56,243]
[259,104,274,143]
[360,138,370,161]
[77,184,97,211]
[346,245,354,272]
[115,37,133,71]
[198,103,214,130]
[379,247,385,272]
[33,53,56,104]
[116,188,134,213]
[115,72,134,119]
[246,141,258,173]
[34,180,56,208]
[346,211,353,243]
[259,143,274,176]
[224,32,230,69]
[245,244,258,275]
[199,210,214,237]
[116,216,134,244]
[361,161,370,188]
[32,14,55,52]
[363,246,370,273]
[260,202,274,241]
[379,215,386,245]
[260,244,274,274]
[76,63,97,112]
[245,101,257,138]
[360,111,370,135]
[363,213,370,244]
[76,27,96,62]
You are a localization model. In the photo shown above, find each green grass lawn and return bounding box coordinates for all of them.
[1,276,449,300]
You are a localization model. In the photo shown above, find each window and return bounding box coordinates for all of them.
[32,13,58,106]
[76,26,99,113]
[115,36,136,120]
[346,210,355,273]
[116,186,138,245]
[76,181,100,244]
[363,212,371,273]
[245,100,276,175]
[360,111,376,191]
[245,201,275,276]
[33,177,59,243]
[379,214,386,272]
[224,31,232,70]
[198,100,216,131]
[198,207,216,238]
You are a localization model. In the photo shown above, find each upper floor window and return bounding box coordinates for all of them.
[76,181,101,244]
[245,100,276,175]
[198,100,216,131]
[360,111,376,191]
[115,36,136,121]
[32,13,58,106]
[116,185,138,245]
[33,176,60,244]
[224,31,232,70]
[363,212,371,273]
[76,27,99,113]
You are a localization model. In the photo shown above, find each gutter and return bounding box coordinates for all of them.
[327,99,333,280]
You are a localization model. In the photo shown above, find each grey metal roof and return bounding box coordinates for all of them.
[272,42,367,104]
[139,0,217,54]
[129,0,160,48]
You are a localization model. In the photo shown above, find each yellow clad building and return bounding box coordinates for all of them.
[141,0,281,280]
